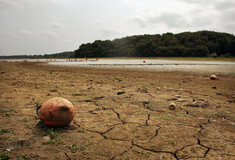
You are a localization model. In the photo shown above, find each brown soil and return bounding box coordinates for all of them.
[0,61,235,160]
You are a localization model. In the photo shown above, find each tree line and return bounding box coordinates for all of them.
[75,31,235,58]
[0,51,74,59]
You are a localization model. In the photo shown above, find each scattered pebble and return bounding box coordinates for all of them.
[210,74,218,80]
[176,99,187,102]
[42,136,51,143]
[185,101,209,108]
[169,103,176,110]
[175,95,181,98]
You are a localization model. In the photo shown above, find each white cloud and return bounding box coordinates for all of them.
[20,30,32,36]
[50,22,63,28]
[19,30,57,38]
[40,31,57,37]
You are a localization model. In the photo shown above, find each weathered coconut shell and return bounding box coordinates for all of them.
[210,74,218,80]
[39,97,75,126]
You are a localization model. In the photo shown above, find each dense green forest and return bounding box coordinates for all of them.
[0,51,74,59]
[75,31,235,58]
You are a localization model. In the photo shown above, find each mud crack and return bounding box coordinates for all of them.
[149,127,161,142]
[111,109,125,124]
[146,114,150,126]
[64,153,71,160]
[109,142,134,160]
[193,135,212,158]
[198,119,211,134]
[132,143,177,159]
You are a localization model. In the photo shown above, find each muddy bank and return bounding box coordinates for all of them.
[47,59,235,75]
[0,62,235,160]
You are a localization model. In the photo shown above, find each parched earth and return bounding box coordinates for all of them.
[0,61,235,160]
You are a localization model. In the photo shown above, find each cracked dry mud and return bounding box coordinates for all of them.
[0,62,235,160]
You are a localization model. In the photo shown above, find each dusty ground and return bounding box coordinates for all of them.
[0,61,235,160]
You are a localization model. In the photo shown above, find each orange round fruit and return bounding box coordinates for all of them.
[39,97,75,126]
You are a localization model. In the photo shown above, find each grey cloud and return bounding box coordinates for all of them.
[215,1,235,10]
[129,16,147,28]
[188,8,214,27]
[226,10,235,21]
[224,23,235,33]
[190,16,214,28]
[180,0,214,4]
[0,0,19,12]
[96,28,119,39]
[151,12,187,28]
[129,12,187,29]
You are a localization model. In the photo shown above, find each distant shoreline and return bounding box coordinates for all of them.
[1,57,235,62]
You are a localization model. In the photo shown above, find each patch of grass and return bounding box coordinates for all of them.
[82,151,90,155]
[162,105,167,108]
[104,102,110,106]
[137,150,144,155]
[146,151,154,155]
[0,151,10,160]
[199,146,206,150]
[162,115,173,120]
[21,117,29,123]
[77,128,86,133]
[0,109,13,117]
[44,128,59,139]
[0,126,15,134]
[100,152,110,157]
[177,152,188,159]
[169,141,175,146]
[0,127,8,134]
[68,141,93,152]
[178,120,187,124]
[42,138,64,146]
[186,114,194,118]
[34,101,42,105]
[17,154,37,160]
[69,144,79,153]
[79,141,93,151]
[42,128,64,146]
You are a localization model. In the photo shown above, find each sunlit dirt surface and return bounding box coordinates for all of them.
[0,62,234,160]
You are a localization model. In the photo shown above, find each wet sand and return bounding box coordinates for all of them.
[0,61,235,160]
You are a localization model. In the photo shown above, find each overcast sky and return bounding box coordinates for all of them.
[0,0,235,55]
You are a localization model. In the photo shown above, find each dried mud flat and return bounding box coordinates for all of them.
[0,62,235,160]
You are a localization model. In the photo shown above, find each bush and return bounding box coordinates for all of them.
[220,53,232,57]
[208,52,217,57]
